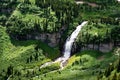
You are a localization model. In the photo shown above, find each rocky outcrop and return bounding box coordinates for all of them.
[26,26,67,47]
[71,42,114,53]
[27,32,61,47]
[81,43,114,52]
[0,9,12,13]
[76,1,99,7]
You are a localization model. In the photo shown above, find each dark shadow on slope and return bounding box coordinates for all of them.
[10,39,60,60]
[75,50,104,59]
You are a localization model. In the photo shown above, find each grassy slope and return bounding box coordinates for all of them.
[0,1,60,79]
[0,0,60,72]
[0,39,60,69]
[0,0,119,80]
[0,27,60,79]
[32,50,118,80]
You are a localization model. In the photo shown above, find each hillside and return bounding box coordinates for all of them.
[0,0,120,80]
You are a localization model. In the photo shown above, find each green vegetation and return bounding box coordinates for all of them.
[0,26,59,80]
[0,26,11,54]
[32,50,118,80]
[76,22,120,50]
[97,48,120,80]
[40,62,60,74]
[0,0,120,80]
[7,4,59,34]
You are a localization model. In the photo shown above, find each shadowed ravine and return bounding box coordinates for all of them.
[40,21,88,69]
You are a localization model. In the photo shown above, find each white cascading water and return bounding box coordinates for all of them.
[40,21,88,69]
[63,21,88,59]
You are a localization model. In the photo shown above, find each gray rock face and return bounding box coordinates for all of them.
[81,43,114,52]
[27,32,61,47]
[71,42,114,53]
[27,25,67,47]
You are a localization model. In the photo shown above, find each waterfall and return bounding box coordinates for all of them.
[63,21,88,59]
[40,21,88,69]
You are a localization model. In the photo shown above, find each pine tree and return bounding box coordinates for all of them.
[24,0,30,4]
[7,65,13,76]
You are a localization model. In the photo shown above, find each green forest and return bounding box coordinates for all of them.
[0,0,120,80]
